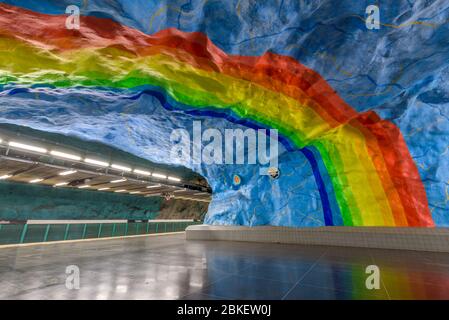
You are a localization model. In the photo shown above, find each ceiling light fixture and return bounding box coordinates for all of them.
[129,191,141,194]
[84,158,109,167]
[110,178,127,183]
[152,173,166,179]
[98,187,110,191]
[133,169,151,176]
[111,164,132,172]
[9,141,47,154]
[145,193,161,197]
[54,182,68,187]
[59,170,77,176]
[78,185,90,189]
[0,174,12,180]
[29,178,44,183]
[114,189,126,193]
[50,150,81,161]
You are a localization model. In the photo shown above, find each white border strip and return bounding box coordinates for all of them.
[26,219,195,224]
[0,231,185,249]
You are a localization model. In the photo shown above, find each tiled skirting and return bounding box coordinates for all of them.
[186,225,449,252]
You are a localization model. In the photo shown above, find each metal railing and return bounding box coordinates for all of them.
[0,221,202,245]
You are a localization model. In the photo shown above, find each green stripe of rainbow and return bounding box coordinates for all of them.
[0,4,434,226]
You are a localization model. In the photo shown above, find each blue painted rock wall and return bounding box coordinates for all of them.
[0,0,447,226]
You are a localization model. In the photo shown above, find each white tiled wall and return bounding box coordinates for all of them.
[186,225,449,252]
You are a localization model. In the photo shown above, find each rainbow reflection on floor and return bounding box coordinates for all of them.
[1,234,449,300]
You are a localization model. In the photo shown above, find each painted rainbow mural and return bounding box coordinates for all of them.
[0,3,434,227]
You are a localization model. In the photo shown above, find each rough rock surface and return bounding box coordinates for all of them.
[0,0,447,226]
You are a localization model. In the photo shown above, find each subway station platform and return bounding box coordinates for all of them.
[1,233,449,300]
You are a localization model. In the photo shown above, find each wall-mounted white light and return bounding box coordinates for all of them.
[152,173,167,179]
[50,150,81,161]
[29,178,44,183]
[84,158,109,167]
[9,141,47,154]
[134,169,151,176]
[111,164,132,172]
[59,170,77,176]
[110,178,127,183]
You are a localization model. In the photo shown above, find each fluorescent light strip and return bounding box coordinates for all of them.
[167,176,181,182]
[111,164,132,172]
[110,178,127,183]
[29,178,44,183]
[0,138,2,143]
[59,170,77,176]
[0,174,12,180]
[84,158,109,167]
[129,191,141,194]
[98,187,110,191]
[78,185,90,189]
[50,150,81,161]
[146,184,161,189]
[152,173,167,179]
[114,189,126,193]
[145,193,161,197]
[9,141,47,154]
[134,169,151,176]
[54,182,68,187]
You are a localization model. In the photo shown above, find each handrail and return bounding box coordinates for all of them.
[0,221,202,245]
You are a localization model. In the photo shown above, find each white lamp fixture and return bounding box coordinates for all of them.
[110,178,127,183]
[54,182,68,187]
[114,189,126,193]
[0,174,12,180]
[111,164,132,172]
[59,170,77,176]
[9,141,47,154]
[152,172,167,179]
[50,150,81,161]
[29,178,44,183]
[134,169,151,176]
[84,158,109,167]
[78,185,90,189]
[167,176,181,182]
[98,187,110,191]
[129,191,141,194]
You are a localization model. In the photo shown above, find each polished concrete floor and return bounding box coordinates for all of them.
[0,233,449,300]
